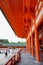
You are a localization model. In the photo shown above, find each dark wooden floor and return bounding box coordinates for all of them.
[15,51,43,65]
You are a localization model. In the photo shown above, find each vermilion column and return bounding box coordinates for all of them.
[42,36,43,45]
[42,29,43,45]
[35,28,40,62]
[31,34,34,57]
[26,40,28,52]
[28,39,30,52]
[27,39,29,52]
[29,38,31,53]
[41,27,43,46]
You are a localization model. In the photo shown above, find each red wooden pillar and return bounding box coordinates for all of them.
[35,28,40,62]
[27,39,29,52]
[29,37,31,54]
[31,34,34,57]
[41,25,43,46]
[26,40,28,52]
[28,39,30,52]
[42,28,43,45]
[26,39,29,52]
[42,36,43,45]
[28,39,30,53]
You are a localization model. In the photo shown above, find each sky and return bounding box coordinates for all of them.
[0,10,26,43]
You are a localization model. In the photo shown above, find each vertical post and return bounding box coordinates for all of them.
[31,34,34,57]
[29,38,31,53]
[42,35,43,45]
[35,28,40,62]
[26,40,28,52]
[42,25,43,45]
[26,39,29,52]
[28,39,30,53]
[28,39,30,52]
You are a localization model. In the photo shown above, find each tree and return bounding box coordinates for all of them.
[3,39,9,43]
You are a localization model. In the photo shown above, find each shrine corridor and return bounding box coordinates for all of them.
[15,51,43,65]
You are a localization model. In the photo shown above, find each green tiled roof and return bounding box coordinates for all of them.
[2,43,26,46]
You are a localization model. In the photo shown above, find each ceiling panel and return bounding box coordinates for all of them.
[0,0,37,38]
